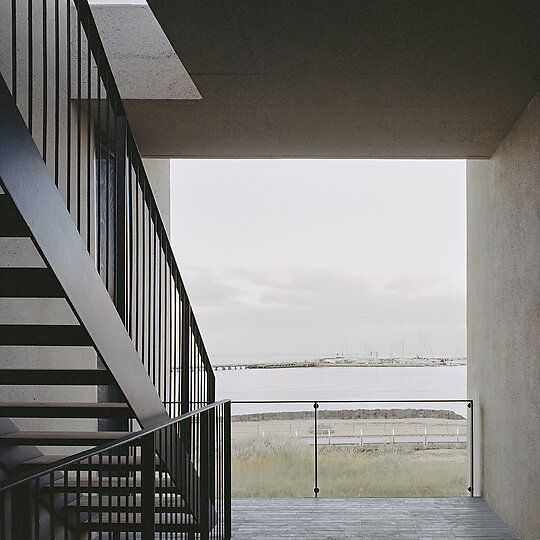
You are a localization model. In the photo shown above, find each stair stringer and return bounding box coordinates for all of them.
[0,74,204,523]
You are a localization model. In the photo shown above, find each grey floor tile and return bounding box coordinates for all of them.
[231,498,519,539]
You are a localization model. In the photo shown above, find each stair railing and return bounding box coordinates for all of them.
[1,0,214,415]
[0,400,231,540]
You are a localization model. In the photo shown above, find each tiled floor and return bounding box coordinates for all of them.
[231,498,519,539]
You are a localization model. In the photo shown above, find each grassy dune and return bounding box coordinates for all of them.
[232,437,467,498]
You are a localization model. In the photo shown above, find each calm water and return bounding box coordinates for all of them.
[215,366,467,416]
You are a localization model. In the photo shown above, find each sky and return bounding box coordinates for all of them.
[170,160,466,361]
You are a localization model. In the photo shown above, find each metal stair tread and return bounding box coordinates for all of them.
[0,325,93,346]
[76,513,195,524]
[0,431,132,446]
[0,401,132,418]
[68,494,189,513]
[0,267,64,297]
[18,453,162,469]
[51,476,176,488]
[0,368,115,385]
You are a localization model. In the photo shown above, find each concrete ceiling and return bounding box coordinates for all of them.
[129,0,540,158]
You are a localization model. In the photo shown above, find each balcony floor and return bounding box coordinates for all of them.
[231,497,518,539]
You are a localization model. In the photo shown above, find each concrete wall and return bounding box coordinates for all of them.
[467,92,540,540]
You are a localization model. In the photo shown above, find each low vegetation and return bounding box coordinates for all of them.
[232,436,467,498]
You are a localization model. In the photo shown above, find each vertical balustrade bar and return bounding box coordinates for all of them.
[141,173,147,372]
[208,355,215,404]
[152,218,157,386]
[66,0,71,210]
[134,162,140,348]
[54,0,59,186]
[27,0,33,132]
[63,467,68,540]
[114,114,127,321]
[141,434,156,540]
[200,409,210,540]
[86,13,91,249]
[166,258,169,412]
[33,478,39,539]
[224,400,231,540]
[42,0,47,160]
[105,82,110,288]
[469,400,474,496]
[76,0,81,230]
[49,472,55,538]
[127,158,133,337]
[99,452,103,537]
[181,289,190,414]
[157,232,162,400]
[313,401,319,497]
[148,205,153,378]
[164,260,169,413]
[96,73,101,272]
[196,340,199,408]
[191,331,195,409]
[76,461,81,534]
[173,283,178,416]
[11,0,17,101]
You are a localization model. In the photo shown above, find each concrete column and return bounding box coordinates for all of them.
[467,91,540,540]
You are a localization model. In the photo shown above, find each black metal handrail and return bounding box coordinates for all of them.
[231,399,474,498]
[0,400,232,539]
[0,400,229,493]
[2,0,214,416]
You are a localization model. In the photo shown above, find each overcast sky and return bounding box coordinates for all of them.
[170,160,466,360]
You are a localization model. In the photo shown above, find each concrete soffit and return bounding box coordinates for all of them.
[90,4,201,101]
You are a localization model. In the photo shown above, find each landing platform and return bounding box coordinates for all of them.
[231,497,518,539]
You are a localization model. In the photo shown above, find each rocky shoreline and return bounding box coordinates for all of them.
[232,408,466,422]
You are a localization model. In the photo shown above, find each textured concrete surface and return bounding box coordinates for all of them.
[231,498,518,539]
[91,5,201,100]
[131,1,540,158]
[467,92,540,539]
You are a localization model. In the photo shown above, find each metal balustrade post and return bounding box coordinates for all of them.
[468,400,474,496]
[313,401,319,497]
[200,408,211,540]
[224,401,232,539]
[114,114,127,322]
[181,292,190,413]
[141,434,156,540]
[208,365,216,404]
